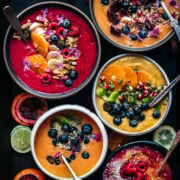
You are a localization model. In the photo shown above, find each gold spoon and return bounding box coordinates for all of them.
[158,130,180,174]
[61,155,81,180]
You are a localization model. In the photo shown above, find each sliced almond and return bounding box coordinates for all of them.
[46,51,63,61]
[48,59,62,70]
[29,22,43,31]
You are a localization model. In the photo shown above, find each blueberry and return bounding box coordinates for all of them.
[70,126,78,132]
[139,29,148,39]
[52,138,57,146]
[120,111,126,118]
[58,134,68,144]
[48,129,58,138]
[130,5,138,13]
[82,124,93,135]
[61,123,70,132]
[133,106,141,115]
[62,19,71,29]
[78,132,84,140]
[64,78,73,87]
[126,110,135,119]
[47,156,54,164]
[122,26,130,35]
[71,137,79,146]
[121,1,130,10]
[50,34,58,43]
[130,34,137,41]
[153,110,161,119]
[55,157,61,165]
[84,136,90,144]
[76,145,81,152]
[162,13,169,20]
[66,158,71,163]
[111,104,121,115]
[70,154,76,160]
[141,102,149,110]
[103,102,112,112]
[129,119,138,127]
[122,101,130,111]
[139,114,145,121]
[113,116,122,125]
[101,0,109,5]
[69,70,78,80]
[82,152,89,159]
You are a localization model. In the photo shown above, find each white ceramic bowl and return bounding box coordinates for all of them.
[30,105,108,180]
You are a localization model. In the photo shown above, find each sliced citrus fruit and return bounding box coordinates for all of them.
[10,126,31,153]
[137,71,151,83]
[153,125,176,150]
[14,168,45,180]
[31,32,49,56]
[123,66,137,87]
[28,54,48,75]
[101,64,126,90]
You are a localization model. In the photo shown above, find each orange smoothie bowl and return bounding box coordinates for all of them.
[3,1,101,99]
[90,0,180,51]
[102,141,173,180]
[92,54,172,136]
[30,105,108,179]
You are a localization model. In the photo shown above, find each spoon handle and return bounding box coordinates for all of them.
[149,74,180,108]
[158,130,180,174]
[3,6,28,44]
[61,155,81,180]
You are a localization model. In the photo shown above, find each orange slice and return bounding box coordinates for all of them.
[101,64,126,90]
[31,32,49,57]
[137,71,151,83]
[28,54,48,75]
[123,66,137,87]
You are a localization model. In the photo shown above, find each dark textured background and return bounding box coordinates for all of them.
[0,0,179,179]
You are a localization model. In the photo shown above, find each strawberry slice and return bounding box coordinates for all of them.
[136,161,148,172]
[124,163,137,175]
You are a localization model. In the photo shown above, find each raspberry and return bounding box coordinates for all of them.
[119,166,128,178]
[41,74,52,84]
[135,172,144,180]
[61,48,70,58]
[125,163,137,175]
[48,22,58,30]
[56,27,65,37]
[136,161,147,172]
[68,26,80,37]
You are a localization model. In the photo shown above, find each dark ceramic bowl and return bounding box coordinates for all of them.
[102,141,175,179]
[89,0,177,52]
[3,1,101,99]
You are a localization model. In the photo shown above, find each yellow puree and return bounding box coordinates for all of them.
[35,112,103,178]
[96,56,168,133]
[93,0,179,48]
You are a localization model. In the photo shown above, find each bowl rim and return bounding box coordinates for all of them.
[30,104,108,180]
[3,1,101,99]
[89,0,175,52]
[101,140,169,179]
[92,53,172,136]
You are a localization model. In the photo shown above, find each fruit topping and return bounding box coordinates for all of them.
[62,19,71,29]
[130,34,138,41]
[70,154,76,160]
[162,13,169,20]
[138,29,148,39]
[101,0,109,5]
[58,134,69,144]
[68,26,80,37]
[84,136,90,144]
[70,126,78,132]
[122,25,130,35]
[82,151,90,159]
[133,105,141,115]
[40,73,52,84]
[103,102,112,112]
[71,137,80,146]
[130,5,138,13]
[129,119,138,127]
[136,161,148,172]
[48,129,58,138]
[113,116,122,125]
[110,25,121,36]
[48,22,58,30]
[64,78,73,87]
[14,168,45,180]
[62,48,70,57]
[82,124,93,135]
[50,34,58,43]
[61,123,70,132]
[124,163,137,175]
[69,70,78,80]
[56,27,65,37]
[152,110,161,119]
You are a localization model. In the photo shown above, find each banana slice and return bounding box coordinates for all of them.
[29,22,43,31]
[48,59,63,69]
[49,45,60,51]
[46,51,63,61]
[34,27,46,35]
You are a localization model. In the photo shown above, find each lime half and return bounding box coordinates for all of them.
[153,125,176,150]
[10,126,31,153]
[10,125,30,137]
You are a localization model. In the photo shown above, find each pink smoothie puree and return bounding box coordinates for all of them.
[9,7,97,94]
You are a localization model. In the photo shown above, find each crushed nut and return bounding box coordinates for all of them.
[65,37,78,47]
[63,64,75,70]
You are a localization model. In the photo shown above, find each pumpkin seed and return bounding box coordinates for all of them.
[118,78,123,85]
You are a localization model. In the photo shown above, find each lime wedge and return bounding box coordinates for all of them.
[10,126,31,153]
[153,125,176,150]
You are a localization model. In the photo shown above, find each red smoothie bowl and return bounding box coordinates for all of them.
[102,141,174,180]
[3,1,101,99]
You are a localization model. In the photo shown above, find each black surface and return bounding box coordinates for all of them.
[0,0,179,179]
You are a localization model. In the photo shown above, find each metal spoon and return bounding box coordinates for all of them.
[3,5,28,44]
[158,130,180,174]
[61,155,81,180]
[149,74,180,108]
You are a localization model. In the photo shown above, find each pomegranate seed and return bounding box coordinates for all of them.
[104,84,109,90]
[150,92,154,97]
[136,84,141,90]
[143,90,149,94]
[137,10,142,17]
[143,93,148,97]
[139,82,144,87]
[154,93,158,96]
[144,86,148,90]
[100,76,105,82]
[119,96,123,101]
[138,94,143,99]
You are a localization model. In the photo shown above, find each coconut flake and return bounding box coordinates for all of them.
[69,48,81,58]
[149,27,160,38]
[23,59,30,71]
[41,8,48,17]
[45,30,56,36]
[57,16,64,26]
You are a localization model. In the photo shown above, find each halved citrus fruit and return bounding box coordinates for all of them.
[137,71,151,83]
[101,64,126,90]
[14,168,45,180]
[31,32,49,57]
[28,54,48,75]
[123,66,137,87]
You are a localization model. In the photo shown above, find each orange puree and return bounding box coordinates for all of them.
[34,112,103,178]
